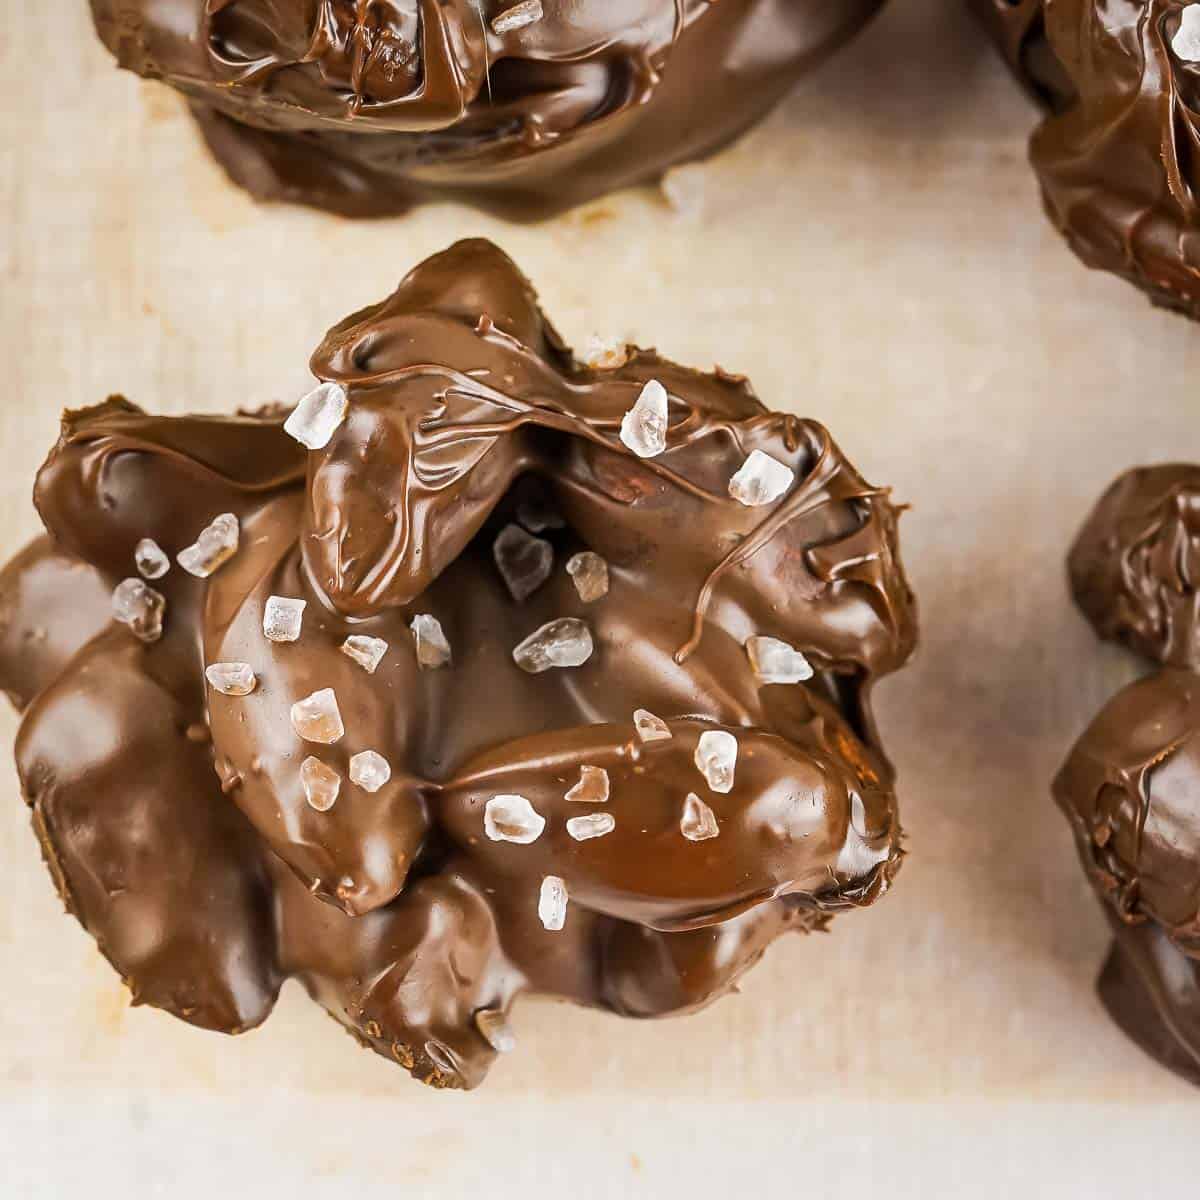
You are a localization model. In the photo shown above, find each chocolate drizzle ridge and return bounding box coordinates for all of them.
[1056,465,1200,1087]
[0,239,916,1089]
[87,0,886,220]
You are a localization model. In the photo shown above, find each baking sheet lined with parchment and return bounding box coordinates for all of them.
[2,2,1199,1196]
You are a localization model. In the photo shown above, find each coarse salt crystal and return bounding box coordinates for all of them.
[567,813,615,841]
[619,379,669,458]
[177,513,239,578]
[491,0,543,34]
[539,875,568,931]
[284,381,348,450]
[290,687,345,744]
[263,595,306,643]
[727,450,794,507]
[565,765,610,804]
[301,756,341,812]
[349,749,391,793]
[494,523,553,602]
[1174,6,1200,61]
[512,618,594,673]
[580,335,629,371]
[681,793,720,842]
[112,578,166,643]
[409,614,452,669]
[205,661,256,696]
[745,636,814,685]
[484,794,546,844]
[633,709,672,743]
[694,729,738,794]
[134,538,169,580]
[565,551,609,602]
[342,635,388,674]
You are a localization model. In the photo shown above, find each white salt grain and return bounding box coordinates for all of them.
[565,551,609,602]
[491,0,543,34]
[134,538,169,580]
[1174,6,1200,61]
[205,661,256,696]
[484,794,546,844]
[290,687,345,744]
[349,750,391,793]
[301,756,341,812]
[694,729,738,794]
[538,875,568,931]
[409,614,451,669]
[567,813,615,842]
[565,765,610,804]
[112,578,166,643]
[745,636,814,685]
[681,793,720,842]
[263,595,306,643]
[619,379,669,458]
[512,618,593,673]
[727,450,794,507]
[341,635,388,674]
[633,709,672,743]
[177,513,239,578]
[284,381,348,450]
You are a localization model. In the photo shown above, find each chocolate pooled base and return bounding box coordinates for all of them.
[87,0,885,221]
[970,0,1200,319]
[0,239,916,1089]
[1057,466,1200,1087]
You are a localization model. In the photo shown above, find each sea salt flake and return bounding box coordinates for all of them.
[290,688,345,744]
[409,614,452,669]
[681,793,720,842]
[205,661,256,696]
[580,334,629,371]
[349,750,391,793]
[565,765,610,804]
[284,381,348,450]
[694,729,738,794]
[301,756,341,812]
[475,1009,517,1054]
[342,635,388,674]
[494,523,553,602]
[1174,7,1200,61]
[512,618,594,673]
[484,794,546,844]
[728,450,794,507]
[112,578,165,643]
[515,491,565,533]
[633,709,672,743]
[134,538,169,580]
[177,513,239,578]
[567,813,615,842]
[746,636,814,685]
[263,595,306,643]
[565,551,609,602]
[539,875,568,932]
[491,0,543,34]
[619,379,669,458]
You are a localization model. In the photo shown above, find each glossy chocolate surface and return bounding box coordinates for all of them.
[1057,468,1200,1086]
[971,0,1200,317]
[0,240,916,1088]
[87,0,884,220]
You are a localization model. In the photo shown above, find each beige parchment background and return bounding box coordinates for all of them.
[3,1,1199,1195]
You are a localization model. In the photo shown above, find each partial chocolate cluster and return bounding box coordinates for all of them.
[971,0,1200,318]
[1057,465,1200,1085]
[87,0,885,220]
[0,240,917,1089]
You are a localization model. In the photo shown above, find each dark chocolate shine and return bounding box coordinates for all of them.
[0,240,916,1089]
[1058,467,1200,1087]
[87,0,885,220]
[970,0,1200,318]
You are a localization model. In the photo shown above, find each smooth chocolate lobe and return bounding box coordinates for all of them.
[0,239,917,1089]
[87,0,886,220]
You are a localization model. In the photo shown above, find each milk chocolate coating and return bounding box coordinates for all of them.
[0,239,917,1089]
[86,0,884,220]
[1068,465,1200,669]
[1057,467,1200,1086]
[970,0,1200,318]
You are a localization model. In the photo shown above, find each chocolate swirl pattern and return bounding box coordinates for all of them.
[1056,466,1200,1087]
[971,0,1200,317]
[0,240,916,1089]
[87,0,885,219]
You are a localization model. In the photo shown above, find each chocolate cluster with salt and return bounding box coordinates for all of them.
[972,0,1200,318]
[1057,465,1200,1086]
[0,239,917,1089]
[87,0,885,220]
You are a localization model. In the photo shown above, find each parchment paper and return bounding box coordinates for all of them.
[2,2,1198,1195]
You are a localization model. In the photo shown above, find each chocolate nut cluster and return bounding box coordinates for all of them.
[0,240,917,1089]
